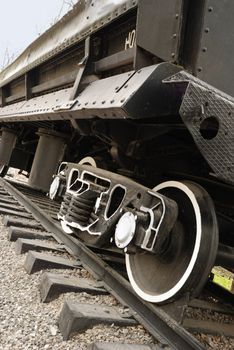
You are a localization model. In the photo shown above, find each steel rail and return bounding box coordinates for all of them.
[0,178,205,350]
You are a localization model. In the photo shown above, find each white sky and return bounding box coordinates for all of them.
[0,0,76,69]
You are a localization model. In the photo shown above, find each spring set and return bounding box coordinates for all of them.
[60,190,98,227]
[59,192,72,217]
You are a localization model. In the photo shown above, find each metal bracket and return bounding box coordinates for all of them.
[53,37,91,112]
[69,36,91,101]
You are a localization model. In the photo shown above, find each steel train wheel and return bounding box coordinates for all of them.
[126,181,219,303]
[78,157,97,167]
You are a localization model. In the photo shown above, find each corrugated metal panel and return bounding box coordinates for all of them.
[0,0,137,88]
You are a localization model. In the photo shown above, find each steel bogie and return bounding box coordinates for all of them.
[57,164,178,250]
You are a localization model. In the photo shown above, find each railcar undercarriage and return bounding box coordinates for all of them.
[0,0,233,303]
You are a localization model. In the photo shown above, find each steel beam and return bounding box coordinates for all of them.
[0,128,17,167]
[28,128,66,192]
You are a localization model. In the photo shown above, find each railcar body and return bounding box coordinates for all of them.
[0,0,233,303]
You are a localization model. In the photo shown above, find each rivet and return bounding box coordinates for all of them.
[205,27,210,33]
[93,101,96,105]
[102,101,106,104]
[171,53,175,58]
[110,100,115,104]
[175,13,179,19]
[208,6,213,12]
[198,67,202,72]
[202,47,207,52]
[173,34,177,39]
[120,99,125,103]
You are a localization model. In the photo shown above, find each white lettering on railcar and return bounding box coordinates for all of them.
[125,29,136,50]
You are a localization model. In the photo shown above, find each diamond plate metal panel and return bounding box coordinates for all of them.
[166,71,234,184]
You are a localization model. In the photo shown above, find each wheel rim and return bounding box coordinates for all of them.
[126,181,218,303]
[78,157,97,167]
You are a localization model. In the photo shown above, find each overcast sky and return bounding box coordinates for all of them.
[0,0,76,69]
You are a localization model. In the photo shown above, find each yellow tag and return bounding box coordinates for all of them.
[213,274,232,291]
[211,266,234,292]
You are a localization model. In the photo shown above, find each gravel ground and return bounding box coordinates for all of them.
[0,216,156,350]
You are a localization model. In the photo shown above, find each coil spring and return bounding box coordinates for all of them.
[59,192,72,216]
[62,190,98,227]
[88,211,99,225]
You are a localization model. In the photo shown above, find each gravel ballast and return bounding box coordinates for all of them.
[0,211,233,349]
[0,216,156,349]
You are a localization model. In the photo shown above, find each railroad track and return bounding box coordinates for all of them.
[0,177,233,350]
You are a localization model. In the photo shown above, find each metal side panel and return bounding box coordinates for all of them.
[0,0,138,88]
[195,0,234,97]
[0,72,134,122]
[136,0,185,62]
[184,0,234,97]
[0,89,72,122]
[0,63,180,122]
[70,62,180,119]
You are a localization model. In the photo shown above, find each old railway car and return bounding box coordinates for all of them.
[0,0,233,303]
